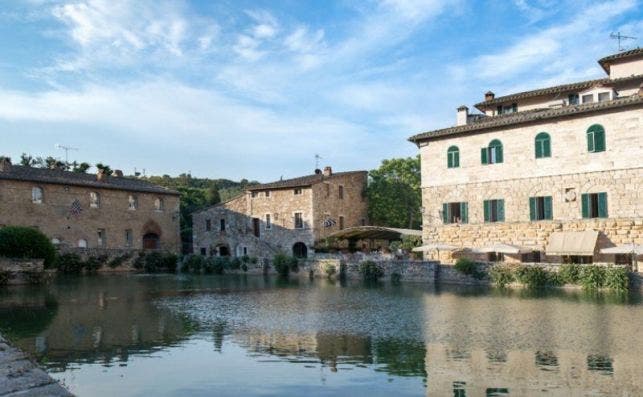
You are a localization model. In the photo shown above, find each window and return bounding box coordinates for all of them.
[447,146,460,168]
[481,139,503,164]
[155,197,164,211]
[483,199,505,223]
[488,252,504,262]
[581,192,608,219]
[90,192,100,208]
[51,238,61,245]
[220,219,226,232]
[265,214,271,229]
[521,251,542,263]
[529,196,553,221]
[97,229,106,248]
[294,212,304,229]
[78,239,88,248]
[252,218,261,237]
[339,216,345,230]
[32,187,43,204]
[615,254,632,265]
[206,219,212,231]
[586,124,606,153]
[598,92,610,102]
[294,188,302,195]
[265,190,271,198]
[125,229,133,247]
[568,93,579,105]
[200,247,207,256]
[251,191,258,198]
[128,195,138,210]
[582,94,594,104]
[361,218,366,226]
[442,202,468,224]
[563,255,593,264]
[338,185,344,199]
[534,132,551,158]
[496,103,517,114]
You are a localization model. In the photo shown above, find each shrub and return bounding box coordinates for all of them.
[0,270,11,285]
[0,226,56,268]
[143,252,164,273]
[212,257,228,274]
[489,265,514,288]
[391,272,402,284]
[162,253,178,273]
[230,257,242,270]
[454,258,485,279]
[604,266,629,291]
[546,271,565,287]
[55,253,85,274]
[133,252,146,270]
[579,265,606,289]
[559,264,582,284]
[359,260,384,282]
[107,253,131,269]
[84,256,104,273]
[514,266,548,288]
[324,263,337,278]
[273,254,298,277]
[183,255,205,273]
[241,263,248,272]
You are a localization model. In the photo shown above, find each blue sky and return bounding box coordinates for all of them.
[0,0,641,181]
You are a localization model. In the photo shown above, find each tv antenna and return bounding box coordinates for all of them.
[610,32,636,51]
[55,144,78,163]
[315,154,322,169]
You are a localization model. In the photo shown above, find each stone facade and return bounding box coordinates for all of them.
[192,168,368,258]
[0,160,181,252]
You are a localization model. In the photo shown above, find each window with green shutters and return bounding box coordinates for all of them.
[442,202,468,224]
[586,124,606,153]
[447,146,460,168]
[529,196,552,221]
[483,199,504,223]
[581,192,608,218]
[481,139,503,164]
[534,132,551,158]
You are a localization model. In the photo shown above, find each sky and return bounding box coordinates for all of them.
[0,0,641,182]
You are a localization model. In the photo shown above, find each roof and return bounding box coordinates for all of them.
[546,230,598,256]
[327,226,422,241]
[0,165,180,195]
[409,94,643,144]
[598,47,643,73]
[247,170,367,191]
[474,74,643,109]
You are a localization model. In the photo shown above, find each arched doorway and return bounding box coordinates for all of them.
[143,233,160,250]
[293,242,308,258]
[217,245,231,256]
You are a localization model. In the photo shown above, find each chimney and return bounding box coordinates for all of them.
[114,169,124,177]
[485,91,495,101]
[97,169,107,182]
[0,157,12,172]
[456,105,469,126]
[323,166,332,177]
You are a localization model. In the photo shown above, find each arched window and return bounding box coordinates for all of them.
[534,132,551,158]
[32,187,43,203]
[78,239,88,248]
[128,195,138,210]
[587,124,605,152]
[481,139,503,164]
[154,197,164,211]
[447,146,460,168]
[89,192,100,208]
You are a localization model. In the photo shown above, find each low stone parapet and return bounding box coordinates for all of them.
[0,258,45,285]
[305,256,438,282]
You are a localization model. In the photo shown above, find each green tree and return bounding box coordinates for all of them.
[95,163,113,175]
[72,161,91,173]
[367,156,421,229]
[20,153,35,167]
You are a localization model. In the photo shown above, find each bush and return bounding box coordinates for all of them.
[359,260,384,282]
[0,270,11,285]
[107,253,132,269]
[579,266,606,289]
[391,272,402,284]
[546,271,565,287]
[454,258,485,280]
[230,257,242,270]
[324,264,337,278]
[55,253,85,274]
[604,266,629,291]
[0,226,56,268]
[84,256,105,273]
[143,252,164,273]
[241,263,248,272]
[514,266,548,288]
[489,265,514,288]
[273,254,298,277]
[183,255,205,273]
[559,264,581,284]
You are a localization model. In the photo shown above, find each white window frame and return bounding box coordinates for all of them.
[32,187,43,204]
[90,191,100,208]
[128,195,138,210]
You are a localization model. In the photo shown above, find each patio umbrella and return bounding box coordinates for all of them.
[474,243,531,254]
[412,243,460,252]
[600,244,643,255]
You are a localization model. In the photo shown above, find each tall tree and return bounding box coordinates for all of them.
[367,156,421,229]
[95,163,113,175]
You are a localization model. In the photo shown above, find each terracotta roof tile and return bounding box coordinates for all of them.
[247,170,367,191]
[598,47,643,72]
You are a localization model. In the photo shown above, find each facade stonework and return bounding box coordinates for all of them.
[192,168,368,258]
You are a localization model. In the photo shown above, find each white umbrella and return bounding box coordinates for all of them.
[412,243,460,252]
[600,244,643,255]
[474,243,531,254]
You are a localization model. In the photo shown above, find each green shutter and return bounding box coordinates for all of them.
[529,197,536,221]
[544,196,552,220]
[535,140,542,158]
[587,131,595,152]
[481,148,488,164]
[460,202,468,224]
[598,193,608,218]
[483,200,490,222]
[447,152,453,168]
[442,203,449,224]
[595,130,605,152]
[497,199,505,222]
[544,139,551,157]
[581,193,590,218]
[496,145,503,163]
[454,151,459,168]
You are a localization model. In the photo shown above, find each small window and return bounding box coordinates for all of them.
[338,185,344,200]
[294,188,302,195]
[615,254,632,265]
[442,202,468,224]
[481,139,503,164]
[563,255,593,264]
[265,190,271,198]
[125,229,133,247]
[155,197,164,211]
[294,212,304,229]
[128,195,138,210]
[265,214,271,229]
[488,252,504,262]
[97,229,106,248]
[90,192,100,208]
[361,218,366,226]
[497,103,517,114]
[447,146,460,168]
[78,239,88,248]
[587,124,605,153]
[251,191,258,198]
[339,216,345,230]
[206,219,212,231]
[534,132,551,158]
[483,199,505,223]
[252,218,260,237]
[568,93,579,105]
[582,94,594,104]
[581,192,608,219]
[220,219,226,232]
[529,196,553,221]
[32,187,43,204]
[200,247,207,256]
[597,92,610,102]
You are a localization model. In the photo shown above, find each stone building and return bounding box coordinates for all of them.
[409,48,643,265]
[0,157,181,252]
[192,167,368,258]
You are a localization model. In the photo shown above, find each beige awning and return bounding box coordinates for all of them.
[600,244,643,255]
[546,231,598,256]
[412,243,460,252]
[475,243,532,254]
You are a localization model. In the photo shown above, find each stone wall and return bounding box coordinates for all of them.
[0,258,45,285]
[304,257,438,283]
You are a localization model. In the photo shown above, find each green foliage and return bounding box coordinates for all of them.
[0,270,11,285]
[230,257,242,270]
[107,253,132,268]
[391,272,402,284]
[559,264,582,284]
[241,263,248,272]
[489,265,514,288]
[273,254,299,277]
[182,255,205,273]
[55,253,85,274]
[0,226,56,268]
[84,256,106,273]
[95,163,113,175]
[604,266,629,291]
[359,260,384,281]
[367,156,422,229]
[513,266,549,288]
[324,263,337,278]
[130,252,178,273]
[454,258,485,279]
[579,266,606,289]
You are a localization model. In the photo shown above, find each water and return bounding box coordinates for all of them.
[0,274,641,396]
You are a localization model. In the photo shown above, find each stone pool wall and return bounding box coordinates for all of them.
[0,258,45,285]
[303,257,439,282]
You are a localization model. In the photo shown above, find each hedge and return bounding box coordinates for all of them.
[0,226,57,268]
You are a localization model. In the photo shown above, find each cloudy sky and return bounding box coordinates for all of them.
[0,0,640,181]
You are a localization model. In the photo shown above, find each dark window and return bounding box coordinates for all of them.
[338,185,344,199]
[562,255,593,264]
[265,190,270,198]
[265,214,271,229]
[521,251,542,263]
[483,199,505,223]
[220,219,226,232]
[534,132,551,158]
[597,92,610,102]
[442,202,468,224]
[581,192,607,218]
[361,218,366,226]
[497,103,517,114]
[481,139,503,164]
[447,146,460,168]
[206,219,211,231]
[294,212,304,229]
[125,229,133,247]
[615,254,632,265]
[529,196,553,221]
[339,216,345,230]
[488,252,504,262]
[251,191,258,198]
[294,188,302,195]
[568,93,579,105]
[587,355,613,373]
[97,229,106,247]
[200,247,206,256]
[252,218,260,237]
[587,124,606,153]
[582,94,593,104]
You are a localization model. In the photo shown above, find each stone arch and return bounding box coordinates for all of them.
[293,242,308,258]
[142,220,162,250]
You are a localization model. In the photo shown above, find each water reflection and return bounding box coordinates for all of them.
[0,274,640,396]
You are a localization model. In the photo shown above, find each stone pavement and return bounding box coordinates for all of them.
[0,334,72,396]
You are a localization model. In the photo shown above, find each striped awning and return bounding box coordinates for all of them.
[546,231,598,256]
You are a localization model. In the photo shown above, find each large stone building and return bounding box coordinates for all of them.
[0,157,181,252]
[192,167,368,258]
[409,48,643,265]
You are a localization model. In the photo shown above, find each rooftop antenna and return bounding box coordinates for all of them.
[55,143,78,163]
[610,32,636,52]
[315,154,322,169]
